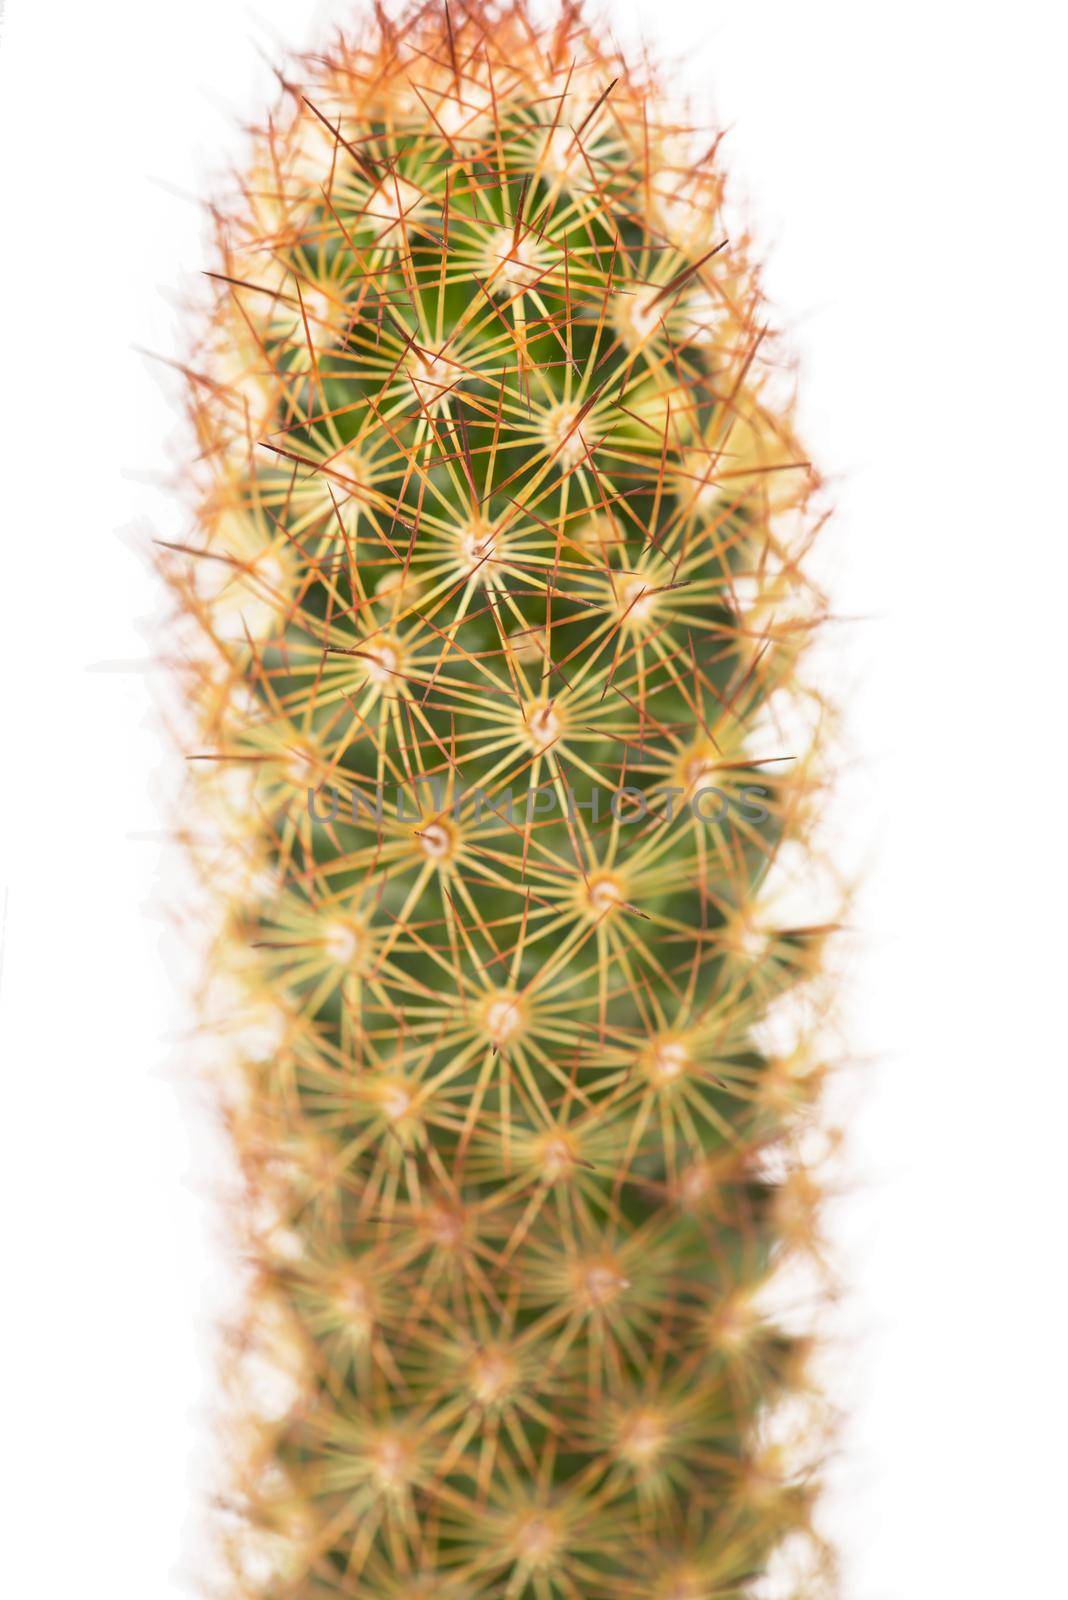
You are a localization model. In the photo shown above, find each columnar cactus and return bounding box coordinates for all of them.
[165,3,834,1594]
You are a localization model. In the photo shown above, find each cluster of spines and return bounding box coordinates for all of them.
[163,3,836,1596]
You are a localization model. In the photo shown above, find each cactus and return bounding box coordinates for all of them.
[165,2,834,1594]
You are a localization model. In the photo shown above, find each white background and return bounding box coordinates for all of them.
[1,1,1066,1594]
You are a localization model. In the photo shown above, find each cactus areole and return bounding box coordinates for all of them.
[165,3,835,1594]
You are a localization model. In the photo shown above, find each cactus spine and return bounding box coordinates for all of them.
[166,3,834,1594]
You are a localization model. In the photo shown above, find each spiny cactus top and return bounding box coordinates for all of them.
[165,2,834,1595]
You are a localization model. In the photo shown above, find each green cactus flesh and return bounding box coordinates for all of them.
[166,4,833,1595]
